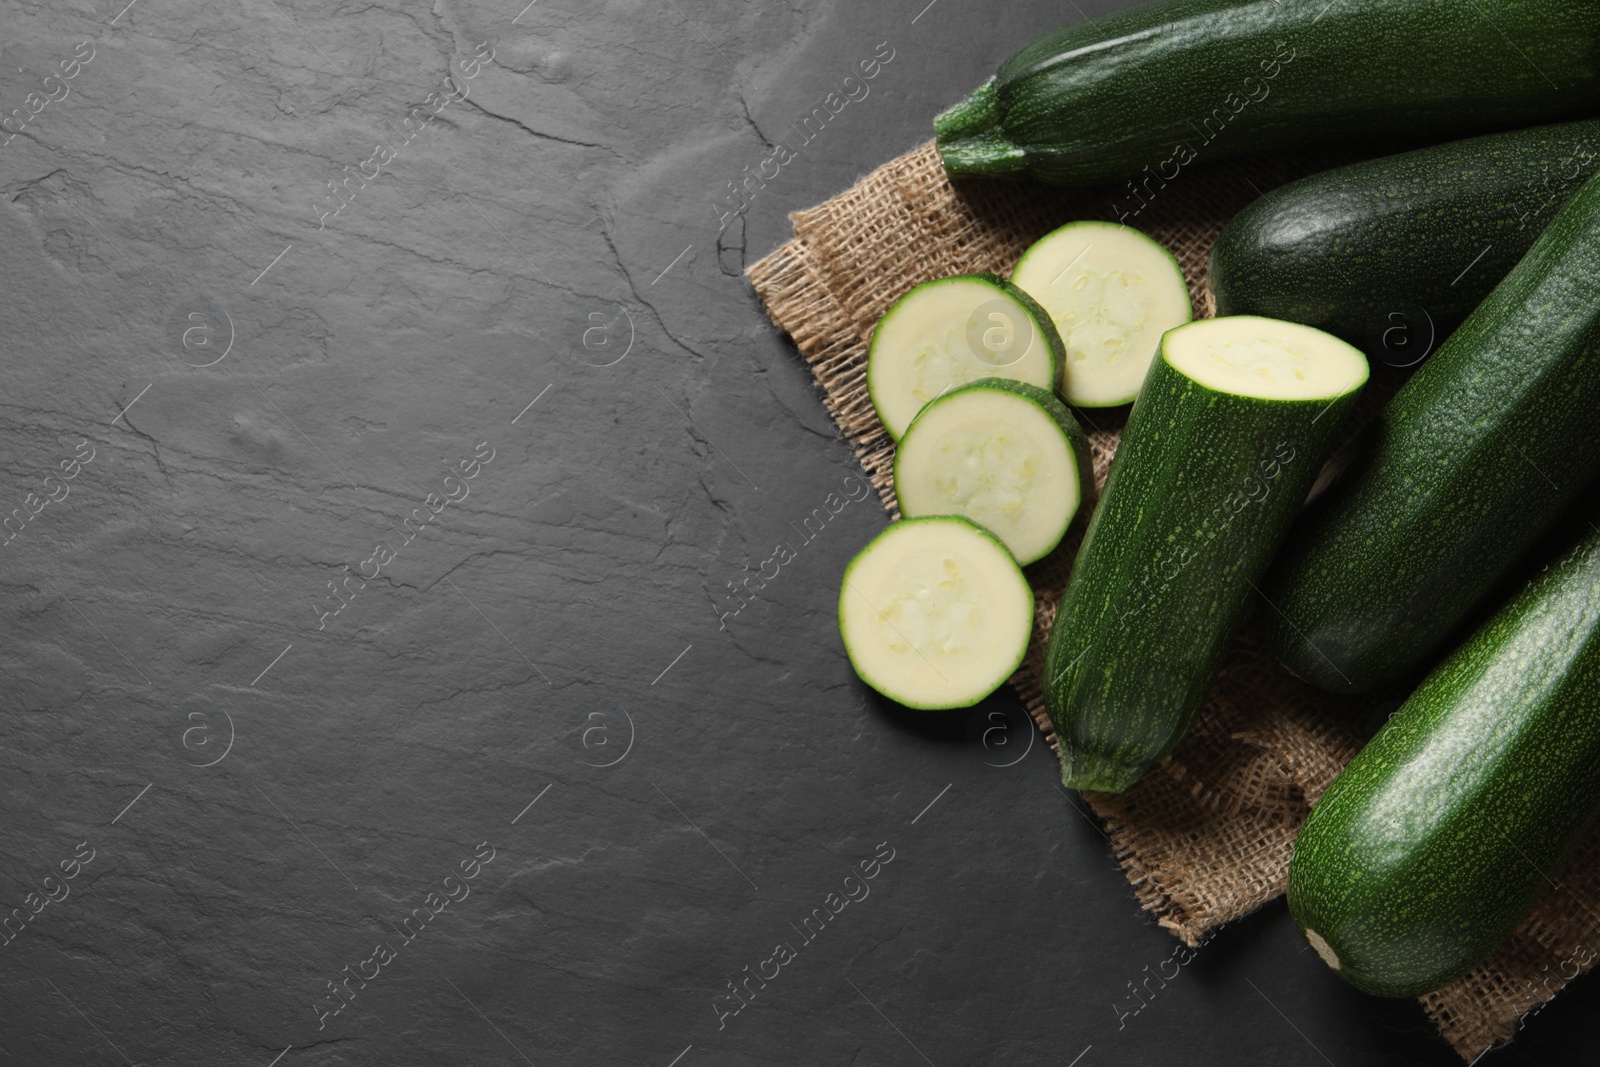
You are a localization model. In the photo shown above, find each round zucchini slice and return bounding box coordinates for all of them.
[839,517,1033,710]
[866,274,1062,441]
[1011,221,1192,407]
[894,378,1093,565]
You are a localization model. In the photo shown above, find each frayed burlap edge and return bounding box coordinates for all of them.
[748,138,1600,1061]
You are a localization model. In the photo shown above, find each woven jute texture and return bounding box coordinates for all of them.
[747,138,1600,1061]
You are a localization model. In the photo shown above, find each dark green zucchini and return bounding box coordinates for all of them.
[935,0,1600,187]
[1211,120,1600,351]
[1288,518,1600,998]
[1262,168,1600,695]
[1043,316,1366,792]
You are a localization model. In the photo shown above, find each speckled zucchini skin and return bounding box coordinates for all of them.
[1262,169,1600,695]
[1288,521,1600,998]
[935,0,1600,186]
[1043,339,1364,793]
[1211,120,1600,345]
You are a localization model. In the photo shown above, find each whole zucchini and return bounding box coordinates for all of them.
[1044,316,1366,792]
[1262,167,1600,695]
[1211,120,1600,350]
[935,0,1600,187]
[1288,518,1600,998]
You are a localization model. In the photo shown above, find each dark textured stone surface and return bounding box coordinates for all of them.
[0,1,1595,1064]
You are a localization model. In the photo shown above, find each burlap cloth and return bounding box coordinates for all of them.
[747,139,1600,1060]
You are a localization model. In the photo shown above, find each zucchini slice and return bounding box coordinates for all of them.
[893,378,1093,565]
[1044,316,1368,792]
[867,274,1062,441]
[839,517,1033,711]
[1011,222,1192,407]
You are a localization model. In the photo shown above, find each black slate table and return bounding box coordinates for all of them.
[2,1,1596,1064]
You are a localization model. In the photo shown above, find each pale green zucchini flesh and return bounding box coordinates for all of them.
[839,517,1033,711]
[1011,221,1192,407]
[867,274,1061,440]
[894,378,1093,565]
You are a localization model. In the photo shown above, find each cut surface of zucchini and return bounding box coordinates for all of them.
[867,274,1061,440]
[1163,315,1370,400]
[838,517,1033,710]
[1011,222,1192,407]
[894,379,1091,565]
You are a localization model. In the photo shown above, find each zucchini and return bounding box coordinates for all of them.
[1044,316,1367,792]
[867,275,1062,441]
[1010,222,1193,407]
[1262,167,1600,695]
[1288,519,1600,998]
[839,517,1033,711]
[893,378,1093,565]
[1211,119,1600,349]
[934,0,1600,187]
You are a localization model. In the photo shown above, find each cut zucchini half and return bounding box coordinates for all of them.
[894,378,1093,565]
[1043,315,1368,792]
[867,274,1062,440]
[1011,221,1192,407]
[839,517,1033,711]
